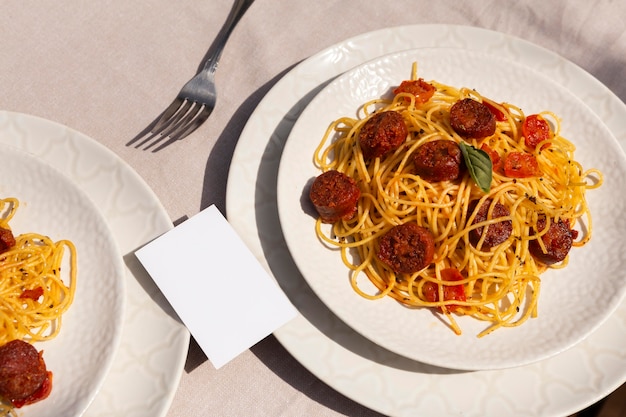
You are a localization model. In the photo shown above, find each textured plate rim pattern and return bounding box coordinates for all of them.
[0,145,126,417]
[0,111,190,417]
[226,24,626,417]
[276,47,626,371]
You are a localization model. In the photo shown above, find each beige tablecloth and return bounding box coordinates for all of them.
[1,1,625,416]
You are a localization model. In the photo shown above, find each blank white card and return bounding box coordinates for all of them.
[135,204,297,369]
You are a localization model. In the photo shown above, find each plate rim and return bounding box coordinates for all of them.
[276,46,626,371]
[226,23,626,417]
[0,144,126,416]
[0,110,190,417]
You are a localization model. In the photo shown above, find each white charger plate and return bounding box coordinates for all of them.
[0,146,125,417]
[0,111,190,417]
[226,24,626,416]
[276,47,626,371]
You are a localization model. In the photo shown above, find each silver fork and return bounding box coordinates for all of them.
[128,0,253,152]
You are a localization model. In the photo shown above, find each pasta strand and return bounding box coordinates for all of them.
[312,69,601,336]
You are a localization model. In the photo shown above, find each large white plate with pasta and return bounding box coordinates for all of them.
[227,24,626,416]
[276,47,626,371]
[0,145,126,416]
[0,111,190,417]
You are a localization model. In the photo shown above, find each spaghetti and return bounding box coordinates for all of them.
[312,64,602,336]
[0,197,77,345]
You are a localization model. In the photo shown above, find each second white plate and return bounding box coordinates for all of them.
[227,24,626,416]
[0,146,125,417]
[0,111,190,417]
[277,48,626,370]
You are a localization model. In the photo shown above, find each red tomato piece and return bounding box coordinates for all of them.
[393,79,436,105]
[503,152,541,178]
[480,143,503,174]
[422,281,438,304]
[483,100,507,122]
[19,287,44,301]
[523,114,552,150]
[422,268,466,312]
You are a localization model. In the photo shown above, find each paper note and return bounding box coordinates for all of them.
[135,204,297,369]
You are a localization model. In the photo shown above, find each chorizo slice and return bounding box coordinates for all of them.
[450,98,496,139]
[358,111,408,160]
[468,199,512,249]
[413,139,464,182]
[378,223,435,274]
[0,340,49,405]
[0,227,15,254]
[529,216,574,265]
[309,170,360,224]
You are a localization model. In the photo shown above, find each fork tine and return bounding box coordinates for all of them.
[132,129,165,149]
[150,97,186,133]
[136,130,169,150]
[126,97,185,147]
[149,99,194,138]
[143,102,203,151]
[167,104,211,139]
[150,106,213,152]
[177,106,212,138]
[135,99,195,150]
[133,99,210,152]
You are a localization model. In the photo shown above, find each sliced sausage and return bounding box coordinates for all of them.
[378,223,435,274]
[413,139,464,182]
[358,111,408,160]
[468,199,512,249]
[529,216,574,265]
[0,340,49,404]
[0,227,15,254]
[309,170,360,223]
[450,98,496,139]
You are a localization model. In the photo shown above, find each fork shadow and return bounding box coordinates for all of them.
[126,0,255,153]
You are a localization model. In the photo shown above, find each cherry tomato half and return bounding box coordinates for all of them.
[503,152,541,178]
[480,143,503,174]
[483,100,508,122]
[422,268,466,312]
[393,79,436,105]
[523,114,552,150]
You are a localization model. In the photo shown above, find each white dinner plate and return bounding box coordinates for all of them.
[226,24,626,416]
[276,47,626,371]
[0,146,125,417]
[0,111,190,417]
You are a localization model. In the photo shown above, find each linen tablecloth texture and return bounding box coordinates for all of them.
[1,1,624,416]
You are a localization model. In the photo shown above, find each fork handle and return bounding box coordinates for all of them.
[201,0,253,74]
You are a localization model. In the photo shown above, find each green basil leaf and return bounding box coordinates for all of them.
[459,142,492,193]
